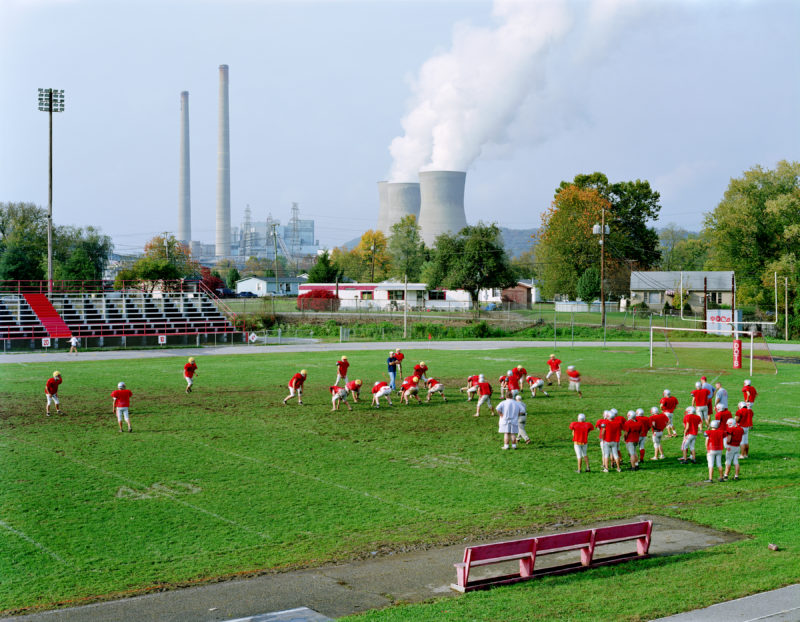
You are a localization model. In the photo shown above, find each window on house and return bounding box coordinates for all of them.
[648,291,661,304]
[361,292,373,300]
[388,290,405,301]
[428,290,446,300]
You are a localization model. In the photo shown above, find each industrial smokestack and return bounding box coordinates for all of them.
[178,91,191,245]
[216,64,231,258]
[379,182,421,236]
[417,171,467,246]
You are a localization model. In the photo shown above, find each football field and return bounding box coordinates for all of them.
[1,346,798,620]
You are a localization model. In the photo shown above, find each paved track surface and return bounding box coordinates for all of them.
[651,583,800,621]
[2,339,799,365]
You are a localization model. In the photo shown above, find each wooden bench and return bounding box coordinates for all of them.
[452,520,652,592]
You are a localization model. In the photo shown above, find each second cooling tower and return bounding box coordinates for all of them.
[377,182,421,236]
[417,171,467,246]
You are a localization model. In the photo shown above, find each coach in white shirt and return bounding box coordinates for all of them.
[496,395,521,450]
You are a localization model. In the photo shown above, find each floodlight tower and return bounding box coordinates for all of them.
[38,88,65,291]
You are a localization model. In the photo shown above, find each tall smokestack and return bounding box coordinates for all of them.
[417,171,467,246]
[178,91,191,245]
[378,182,420,236]
[216,64,231,258]
[376,181,389,234]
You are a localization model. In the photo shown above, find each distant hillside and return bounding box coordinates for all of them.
[337,227,537,258]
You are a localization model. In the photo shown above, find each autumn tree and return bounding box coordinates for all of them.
[114,233,197,290]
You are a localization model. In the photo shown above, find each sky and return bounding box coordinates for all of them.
[1,0,799,257]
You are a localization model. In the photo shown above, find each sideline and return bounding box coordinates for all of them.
[2,339,799,365]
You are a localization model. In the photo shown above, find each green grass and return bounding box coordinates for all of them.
[0,347,798,618]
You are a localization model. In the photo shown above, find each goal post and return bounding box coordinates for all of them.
[649,326,756,375]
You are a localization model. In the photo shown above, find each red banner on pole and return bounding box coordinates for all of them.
[733,339,742,369]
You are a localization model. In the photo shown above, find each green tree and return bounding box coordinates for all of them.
[307,250,341,283]
[0,202,48,280]
[388,215,426,281]
[243,256,270,277]
[511,247,536,280]
[226,267,241,289]
[114,233,198,290]
[425,223,516,315]
[576,266,601,301]
[52,226,113,281]
[703,160,800,309]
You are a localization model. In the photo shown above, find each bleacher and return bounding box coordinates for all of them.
[0,280,238,347]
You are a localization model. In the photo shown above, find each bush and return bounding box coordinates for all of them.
[297,289,340,312]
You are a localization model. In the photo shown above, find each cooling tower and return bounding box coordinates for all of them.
[178,91,191,245]
[376,181,389,234]
[380,182,421,236]
[216,65,231,258]
[417,171,467,246]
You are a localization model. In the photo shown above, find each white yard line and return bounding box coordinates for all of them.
[0,519,70,565]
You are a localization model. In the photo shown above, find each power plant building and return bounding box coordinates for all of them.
[417,171,468,246]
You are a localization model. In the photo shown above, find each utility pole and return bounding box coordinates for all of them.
[786,276,789,341]
[270,224,279,314]
[703,277,708,333]
[370,243,376,282]
[403,273,408,339]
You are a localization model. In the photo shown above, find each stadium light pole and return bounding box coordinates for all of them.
[592,207,609,338]
[38,88,65,294]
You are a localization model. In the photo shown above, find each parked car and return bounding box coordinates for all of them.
[215,287,235,298]
[237,291,257,298]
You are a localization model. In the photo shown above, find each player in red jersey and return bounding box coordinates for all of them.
[474,375,494,417]
[742,379,757,406]
[460,374,481,400]
[735,401,754,458]
[714,403,733,448]
[622,411,641,470]
[566,366,582,398]
[512,365,527,384]
[371,381,393,407]
[634,408,649,463]
[425,377,446,402]
[506,371,521,398]
[596,411,609,462]
[545,354,562,386]
[412,362,428,382]
[393,348,405,376]
[569,413,594,473]
[45,371,63,416]
[526,374,548,398]
[602,411,624,473]
[400,376,421,404]
[335,356,350,386]
[498,373,510,398]
[724,417,745,481]
[660,389,679,437]
[329,384,352,411]
[283,370,307,405]
[679,406,702,463]
[345,379,362,403]
[111,381,133,432]
[649,406,669,460]
[183,357,198,394]
[691,381,711,424]
[703,420,726,482]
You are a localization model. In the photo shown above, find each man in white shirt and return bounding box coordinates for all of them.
[496,395,521,450]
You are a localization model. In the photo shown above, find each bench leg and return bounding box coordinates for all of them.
[456,564,469,588]
[580,546,593,566]
[637,536,649,556]
[519,556,533,578]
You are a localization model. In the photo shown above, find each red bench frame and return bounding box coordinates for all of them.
[452,520,652,592]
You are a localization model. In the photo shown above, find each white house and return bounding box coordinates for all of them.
[236,276,307,296]
[298,280,476,311]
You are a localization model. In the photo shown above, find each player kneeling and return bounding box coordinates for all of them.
[329,385,352,412]
[425,377,446,402]
[401,376,421,405]
[526,375,548,398]
[372,381,393,408]
[460,375,480,401]
[346,379,362,403]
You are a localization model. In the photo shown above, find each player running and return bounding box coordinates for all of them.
[566,366,582,398]
[45,371,64,416]
[474,374,494,417]
[526,374,548,397]
[545,354,562,386]
[111,381,133,432]
[183,357,198,394]
[660,389,678,437]
[329,384,352,412]
[371,381,393,407]
[283,370,307,405]
[425,377,447,402]
[335,356,350,385]
[679,406,702,463]
[345,379,362,403]
[569,413,594,473]
[742,379,757,407]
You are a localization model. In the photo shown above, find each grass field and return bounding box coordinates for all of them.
[1,346,798,619]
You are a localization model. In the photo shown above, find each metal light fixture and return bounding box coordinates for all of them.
[38,88,65,292]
